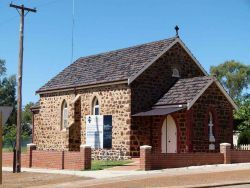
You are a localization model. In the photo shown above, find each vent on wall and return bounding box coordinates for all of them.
[172,68,180,78]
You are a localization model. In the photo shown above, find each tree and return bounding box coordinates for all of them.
[3,102,33,149]
[0,59,6,77]
[234,94,250,132]
[1,59,32,149]
[238,130,250,145]
[210,60,250,100]
[210,61,250,132]
[22,102,34,136]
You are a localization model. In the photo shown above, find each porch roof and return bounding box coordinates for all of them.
[132,106,185,117]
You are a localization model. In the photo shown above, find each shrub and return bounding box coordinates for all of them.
[238,130,250,145]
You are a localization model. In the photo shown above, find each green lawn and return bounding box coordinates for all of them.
[90,160,133,171]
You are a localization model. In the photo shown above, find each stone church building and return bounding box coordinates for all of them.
[31,36,237,159]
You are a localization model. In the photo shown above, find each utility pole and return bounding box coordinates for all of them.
[10,3,36,173]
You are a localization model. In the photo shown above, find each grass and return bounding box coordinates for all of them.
[90,160,133,171]
[2,147,27,153]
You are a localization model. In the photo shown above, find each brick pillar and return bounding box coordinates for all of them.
[27,143,36,168]
[220,143,231,164]
[80,145,91,170]
[140,145,152,171]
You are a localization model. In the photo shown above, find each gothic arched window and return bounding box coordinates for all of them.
[92,97,100,115]
[61,100,68,129]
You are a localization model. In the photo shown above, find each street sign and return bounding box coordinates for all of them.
[0,106,13,125]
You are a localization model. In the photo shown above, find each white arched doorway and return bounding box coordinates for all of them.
[161,115,177,153]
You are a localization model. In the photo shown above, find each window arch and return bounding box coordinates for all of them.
[61,100,68,130]
[172,68,180,78]
[92,97,100,115]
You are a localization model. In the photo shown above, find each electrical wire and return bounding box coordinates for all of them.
[70,0,75,64]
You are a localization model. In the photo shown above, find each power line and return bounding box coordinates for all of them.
[71,0,75,64]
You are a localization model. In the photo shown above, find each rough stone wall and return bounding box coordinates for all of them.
[33,91,75,151]
[131,43,204,115]
[78,84,131,158]
[136,84,233,155]
[130,116,152,156]
[130,43,205,156]
[190,83,233,152]
[33,84,131,159]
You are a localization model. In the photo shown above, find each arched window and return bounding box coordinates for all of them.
[92,97,100,115]
[61,100,68,129]
[208,112,215,150]
[172,68,180,78]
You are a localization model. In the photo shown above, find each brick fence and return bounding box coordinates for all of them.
[3,144,91,170]
[140,143,250,170]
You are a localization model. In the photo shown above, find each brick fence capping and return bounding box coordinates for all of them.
[2,143,92,170]
[220,143,231,164]
[140,145,152,171]
[139,143,250,171]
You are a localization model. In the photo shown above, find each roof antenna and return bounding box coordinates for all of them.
[175,25,179,37]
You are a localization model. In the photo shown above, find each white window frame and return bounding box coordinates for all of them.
[61,101,68,130]
[92,97,100,115]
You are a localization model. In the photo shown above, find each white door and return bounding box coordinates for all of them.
[161,115,177,153]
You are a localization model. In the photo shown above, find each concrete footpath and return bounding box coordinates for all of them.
[3,163,250,179]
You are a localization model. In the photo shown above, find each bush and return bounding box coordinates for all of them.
[238,130,250,145]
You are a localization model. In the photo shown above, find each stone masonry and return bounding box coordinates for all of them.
[131,83,233,156]
[130,43,205,156]
[33,84,131,159]
[33,41,234,159]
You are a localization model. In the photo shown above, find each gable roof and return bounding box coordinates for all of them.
[154,76,238,110]
[37,37,176,93]
[37,37,208,93]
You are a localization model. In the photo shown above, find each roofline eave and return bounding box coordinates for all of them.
[187,78,238,110]
[36,79,128,95]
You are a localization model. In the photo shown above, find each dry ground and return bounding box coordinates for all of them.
[0,172,91,188]
[1,169,250,188]
[82,169,250,188]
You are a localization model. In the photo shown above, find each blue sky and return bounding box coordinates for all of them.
[0,0,250,105]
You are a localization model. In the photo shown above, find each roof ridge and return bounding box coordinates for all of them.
[76,36,178,61]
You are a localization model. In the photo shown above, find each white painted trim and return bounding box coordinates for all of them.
[175,38,208,76]
[128,38,179,85]
[214,80,238,110]
[187,78,238,110]
[187,79,214,110]
[71,94,81,104]
[128,37,208,85]
[37,80,128,95]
